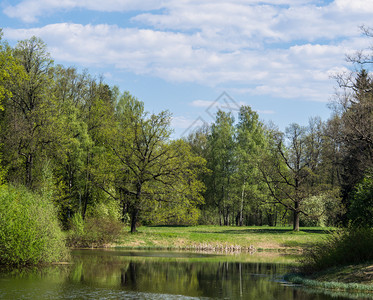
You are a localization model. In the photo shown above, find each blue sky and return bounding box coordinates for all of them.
[1,0,373,137]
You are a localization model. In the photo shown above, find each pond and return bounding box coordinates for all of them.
[0,249,371,299]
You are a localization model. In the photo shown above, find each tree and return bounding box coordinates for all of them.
[206,110,235,225]
[348,174,373,227]
[0,30,24,185]
[0,29,21,110]
[106,92,206,232]
[260,121,328,231]
[0,36,54,188]
[234,106,267,226]
[332,67,373,224]
[48,66,118,223]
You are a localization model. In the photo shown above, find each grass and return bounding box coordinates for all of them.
[301,226,373,272]
[115,225,331,251]
[309,263,373,285]
[285,263,373,292]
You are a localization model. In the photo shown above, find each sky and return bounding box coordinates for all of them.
[1,0,373,138]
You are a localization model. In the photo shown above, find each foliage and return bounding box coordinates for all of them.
[301,192,343,227]
[0,185,68,266]
[66,215,123,248]
[0,29,24,110]
[348,174,373,227]
[259,119,340,231]
[301,226,373,272]
[67,198,123,247]
[1,30,369,249]
[104,92,206,232]
[194,107,269,226]
[333,65,373,223]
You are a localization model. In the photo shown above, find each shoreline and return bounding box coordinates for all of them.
[285,263,373,292]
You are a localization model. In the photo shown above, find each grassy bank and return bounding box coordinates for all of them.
[285,263,373,293]
[284,226,373,293]
[115,225,331,251]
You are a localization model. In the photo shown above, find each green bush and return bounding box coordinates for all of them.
[66,215,123,248]
[348,175,373,227]
[66,200,123,248]
[0,185,69,267]
[301,226,373,272]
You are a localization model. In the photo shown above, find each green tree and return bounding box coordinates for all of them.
[48,66,117,224]
[333,68,373,224]
[1,37,54,188]
[0,29,19,109]
[106,92,206,232]
[234,105,267,226]
[348,173,373,227]
[260,121,328,231]
[207,110,235,225]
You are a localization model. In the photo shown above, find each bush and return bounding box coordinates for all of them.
[66,215,123,248]
[66,200,123,248]
[348,175,373,227]
[0,185,69,267]
[301,226,373,272]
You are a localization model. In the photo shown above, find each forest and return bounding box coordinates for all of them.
[0,29,372,265]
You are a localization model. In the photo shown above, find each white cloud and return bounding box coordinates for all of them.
[171,115,206,129]
[3,0,166,23]
[3,0,373,103]
[334,0,373,13]
[257,110,275,115]
[190,100,216,108]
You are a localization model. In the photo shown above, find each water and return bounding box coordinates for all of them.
[0,249,371,299]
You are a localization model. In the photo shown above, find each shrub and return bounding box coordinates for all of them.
[301,226,373,272]
[348,175,373,227]
[66,215,123,248]
[0,185,69,267]
[66,200,123,248]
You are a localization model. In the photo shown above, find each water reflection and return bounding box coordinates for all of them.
[0,249,371,299]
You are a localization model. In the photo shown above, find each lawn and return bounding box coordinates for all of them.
[116,225,332,251]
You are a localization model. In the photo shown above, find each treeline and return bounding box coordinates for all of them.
[0,30,372,239]
[189,66,372,230]
[0,33,206,237]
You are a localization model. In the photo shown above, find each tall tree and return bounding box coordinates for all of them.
[106,92,206,232]
[260,121,326,231]
[1,37,54,188]
[235,106,267,226]
[207,110,235,225]
[333,68,373,224]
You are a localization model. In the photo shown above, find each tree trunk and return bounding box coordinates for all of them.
[131,184,142,233]
[239,182,245,226]
[82,147,91,220]
[130,208,139,233]
[293,201,300,231]
[25,153,33,188]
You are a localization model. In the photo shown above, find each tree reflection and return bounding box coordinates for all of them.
[67,252,297,299]
[0,251,358,299]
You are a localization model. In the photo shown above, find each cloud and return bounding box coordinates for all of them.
[3,0,373,103]
[3,0,166,23]
[3,20,353,102]
[171,115,206,129]
[190,100,215,108]
[256,110,275,115]
[334,0,373,13]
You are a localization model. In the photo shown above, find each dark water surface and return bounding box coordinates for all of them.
[0,249,371,299]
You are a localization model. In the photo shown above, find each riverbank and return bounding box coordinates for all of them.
[285,263,373,292]
[114,225,331,251]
